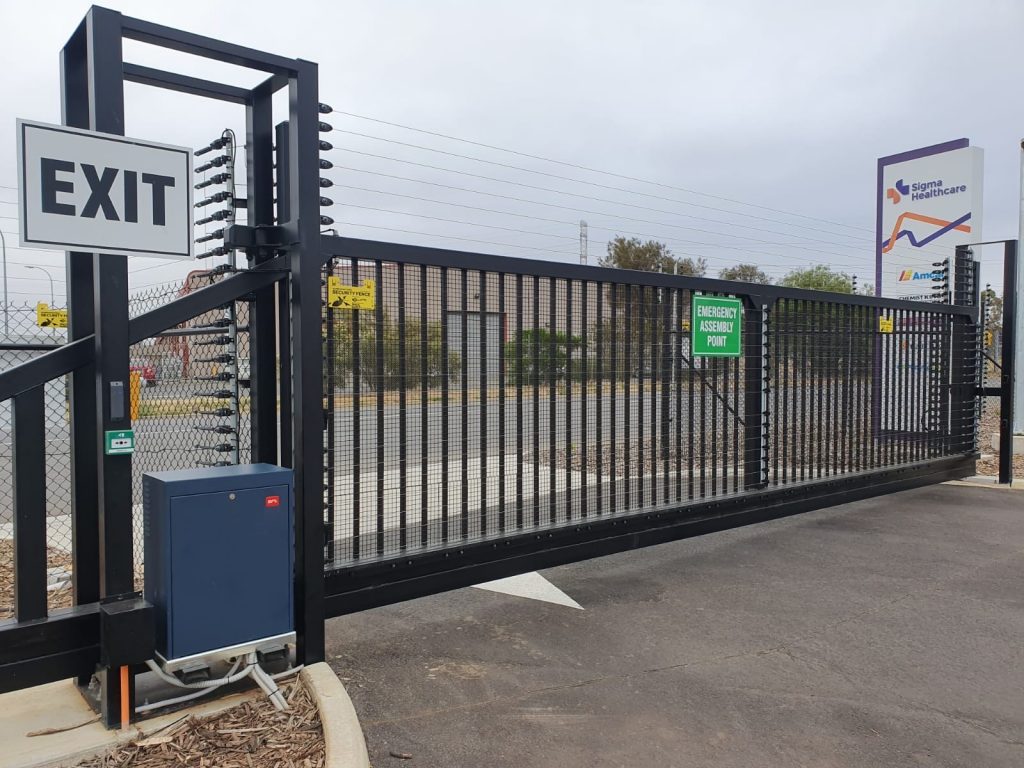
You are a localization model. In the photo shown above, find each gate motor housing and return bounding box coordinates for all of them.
[143,464,294,669]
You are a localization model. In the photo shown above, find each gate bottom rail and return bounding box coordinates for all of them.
[323,455,976,617]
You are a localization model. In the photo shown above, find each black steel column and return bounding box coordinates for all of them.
[744,296,768,490]
[999,240,1018,484]
[275,123,293,466]
[13,386,47,622]
[60,20,100,634]
[286,61,326,664]
[246,79,279,463]
[68,6,134,728]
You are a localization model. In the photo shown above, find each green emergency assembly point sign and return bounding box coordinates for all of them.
[692,295,742,357]
[104,429,135,456]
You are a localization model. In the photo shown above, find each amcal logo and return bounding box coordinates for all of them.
[886,179,910,205]
[898,269,940,281]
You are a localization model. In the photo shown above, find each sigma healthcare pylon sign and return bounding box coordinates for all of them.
[876,139,983,300]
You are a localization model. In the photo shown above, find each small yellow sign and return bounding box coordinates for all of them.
[681,318,691,332]
[327,277,376,310]
[984,330,993,347]
[878,315,894,334]
[36,302,68,328]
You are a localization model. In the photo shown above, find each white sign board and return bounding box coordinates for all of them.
[875,139,983,300]
[16,120,192,260]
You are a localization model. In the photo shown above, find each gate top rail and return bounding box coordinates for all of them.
[321,234,977,317]
[0,259,286,403]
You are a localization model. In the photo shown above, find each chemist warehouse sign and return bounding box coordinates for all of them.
[876,139,982,300]
[692,295,742,357]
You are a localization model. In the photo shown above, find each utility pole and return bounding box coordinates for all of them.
[579,220,588,265]
[1015,140,1024,434]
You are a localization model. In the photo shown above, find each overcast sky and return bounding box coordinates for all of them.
[1,0,1022,305]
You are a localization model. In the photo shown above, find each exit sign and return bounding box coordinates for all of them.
[105,429,136,456]
[692,295,743,357]
[16,120,192,260]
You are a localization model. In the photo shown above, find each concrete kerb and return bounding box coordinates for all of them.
[301,663,370,768]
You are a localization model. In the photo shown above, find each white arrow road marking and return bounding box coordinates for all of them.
[473,571,583,610]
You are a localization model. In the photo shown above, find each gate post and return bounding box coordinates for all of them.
[744,296,769,490]
[998,241,1018,483]
[284,63,327,664]
[246,80,280,464]
[59,6,136,727]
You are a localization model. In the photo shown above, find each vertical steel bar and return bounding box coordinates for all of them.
[61,14,100,625]
[324,261,336,564]
[350,259,361,558]
[479,271,488,537]
[637,287,646,508]
[549,278,557,524]
[460,269,469,540]
[596,282,604,516]
[609,283,617,510]
[374,262,385,557]
[398,263,407,550]
[420,264,428,546]
[440,268,450,543]
[286,57,327,665]
[565,280,573,520]
[624,285,632,510]
[533,276,540,527]
[661,288,671,502]
[498,272,506,533]
[13,386,47,622]
[516,274,524,529]
[581,280,589,519]
[999,241,1018,483]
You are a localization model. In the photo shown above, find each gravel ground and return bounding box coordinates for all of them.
[75,678,325,768]
[0,539,73,620]
[976,402,1024,477]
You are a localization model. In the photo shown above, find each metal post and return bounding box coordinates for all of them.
[1,230,8,338]
[247,82,278,464]
[1016,143,1024,435]
[999,240,1017,484]
[60,6,134,728]
[286,61,326,665]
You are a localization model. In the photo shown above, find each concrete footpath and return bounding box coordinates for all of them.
[327,482,1024,768]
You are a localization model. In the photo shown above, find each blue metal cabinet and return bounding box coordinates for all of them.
[143,464,294,663]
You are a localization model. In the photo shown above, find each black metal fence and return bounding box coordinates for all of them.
[320,241,980,605]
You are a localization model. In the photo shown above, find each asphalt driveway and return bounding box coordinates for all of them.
[326,482,1024,768]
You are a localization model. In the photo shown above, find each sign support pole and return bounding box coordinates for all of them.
[60,6,136,727]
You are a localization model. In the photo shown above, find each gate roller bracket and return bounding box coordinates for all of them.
[225,223,297,260]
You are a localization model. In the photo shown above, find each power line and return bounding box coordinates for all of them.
[332,111,874,233]
[329,163,879,253]
[332,146,872,245]
[333,182,865,264]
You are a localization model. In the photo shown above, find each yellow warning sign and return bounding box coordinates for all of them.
[681,318,691,332]
[878,315,893,334]
[327,277,376,310]
[36,302,68,328]
[984,330,993,347]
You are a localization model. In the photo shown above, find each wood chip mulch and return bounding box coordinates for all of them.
[0,539,75,620]
[75,677,325,768]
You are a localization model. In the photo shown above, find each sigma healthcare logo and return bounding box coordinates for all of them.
[898,269,941,282]
[886,177,967,205]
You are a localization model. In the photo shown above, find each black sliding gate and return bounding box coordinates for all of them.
[318,239,982,614]
[0,6,997,726]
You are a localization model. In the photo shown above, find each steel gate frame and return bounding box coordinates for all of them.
[317,236,982,617]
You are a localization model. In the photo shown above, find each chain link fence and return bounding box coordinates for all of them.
[1,272,252,617]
